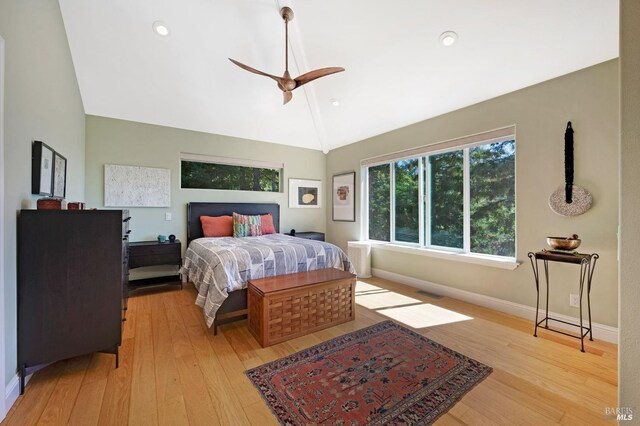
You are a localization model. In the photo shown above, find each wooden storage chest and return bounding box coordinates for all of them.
[248,268,356,347]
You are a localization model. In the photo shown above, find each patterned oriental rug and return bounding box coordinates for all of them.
[246,320,492,425]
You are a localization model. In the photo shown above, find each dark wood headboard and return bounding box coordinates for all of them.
[186,202,280,244]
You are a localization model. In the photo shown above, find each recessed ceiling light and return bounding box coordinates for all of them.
[330,99,340,107]
[439,31,458,47]
[153,21,170,36]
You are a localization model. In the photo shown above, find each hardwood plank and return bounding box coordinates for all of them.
[445,402,501,425]
[163,292,221,426]
[222,322,264,369]
[163,291,195,360]
[2,361,67,426]
[434,412,468,425]
[38,354,92,425]
[560,405,612,425]
[177,296,250,425]
[173,351,221,425]
[157,395,189,426]
[206,327,264,408]
[184,321,250,425]
[128,309,158,425]
[152,292,189,426]
[97,336,135,426]
[459,383,550,426]
[68,378,108,426]
[82,352,116,386]
[242,401,280,426]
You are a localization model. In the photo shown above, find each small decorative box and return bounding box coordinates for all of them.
[37,198,65,210]
[67,202,85,210]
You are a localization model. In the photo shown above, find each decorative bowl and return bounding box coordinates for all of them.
[546,237,581,250]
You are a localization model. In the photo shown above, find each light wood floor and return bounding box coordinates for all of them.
[2,277,617,425]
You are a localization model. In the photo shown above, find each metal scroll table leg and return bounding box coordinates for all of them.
[544,260,550,329]
[528,253,540,337]
[578,258,589,353]
[587,254,599,341]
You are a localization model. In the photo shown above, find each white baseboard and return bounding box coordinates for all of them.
[4,373,31,417]
[371,268,619,344]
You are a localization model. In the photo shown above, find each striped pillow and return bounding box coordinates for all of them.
[232,212,262,237]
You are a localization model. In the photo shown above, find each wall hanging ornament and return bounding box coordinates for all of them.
[549,121,592,216]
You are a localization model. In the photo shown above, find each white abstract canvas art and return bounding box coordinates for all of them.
[104,164,171,207]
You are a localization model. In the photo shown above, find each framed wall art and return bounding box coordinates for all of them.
[332,171,356,222]
[52,152,67,199]
[288,178,322,208]
[31,141,54,196]
[104,164,171,207]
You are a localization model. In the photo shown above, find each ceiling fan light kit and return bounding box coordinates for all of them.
[229,7,345,105]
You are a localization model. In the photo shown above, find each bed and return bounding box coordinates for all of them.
[182,202,355,333]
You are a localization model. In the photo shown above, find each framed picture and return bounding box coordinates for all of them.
[289,178,322,208]
[332,171,356,222]
[31,141,54,196]
[52,152,67,199]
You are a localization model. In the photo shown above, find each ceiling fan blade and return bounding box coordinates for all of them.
[283,91,293,105]
[294,67,345,88]
[228,58,285,85]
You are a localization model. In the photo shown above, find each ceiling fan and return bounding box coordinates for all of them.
[229,7,345,105]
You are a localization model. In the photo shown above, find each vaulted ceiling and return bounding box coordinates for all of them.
[59,0,619,152]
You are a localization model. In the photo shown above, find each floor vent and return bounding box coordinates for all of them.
[416,289,443,299]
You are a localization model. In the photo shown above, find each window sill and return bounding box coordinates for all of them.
[369,241,520,270]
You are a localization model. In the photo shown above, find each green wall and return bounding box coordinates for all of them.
[0,0,86,386]
[326,60,620,327]
[85,116,326,279]
[619,0,640,411]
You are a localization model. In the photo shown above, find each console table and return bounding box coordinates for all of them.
[527,250,599,352]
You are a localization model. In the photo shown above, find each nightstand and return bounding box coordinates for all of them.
[285,232,325,241]
[128,240,182,292]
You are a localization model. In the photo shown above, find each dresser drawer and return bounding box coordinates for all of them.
[128,240,181,269]
[128,253,181,269]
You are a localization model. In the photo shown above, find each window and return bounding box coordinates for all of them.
[364,130,516,259]
[180,153,282,192]
[428,151,464,249]
[368,164,391,241]
[469,141,516,257]
[394,159,419,243]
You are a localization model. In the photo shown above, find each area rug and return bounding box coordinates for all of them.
[245,320,492,425]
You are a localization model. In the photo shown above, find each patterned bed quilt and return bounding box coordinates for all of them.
[182,234,355,328]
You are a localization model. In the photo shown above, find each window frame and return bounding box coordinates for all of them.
[363,128,517,263]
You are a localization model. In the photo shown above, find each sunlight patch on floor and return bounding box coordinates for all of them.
[377,303,473,328]
[355,281,422,309]
[355,281,473,328]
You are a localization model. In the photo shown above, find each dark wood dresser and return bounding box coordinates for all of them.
[18,209,129,394]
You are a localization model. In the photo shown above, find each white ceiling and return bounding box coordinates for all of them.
[58,0,619,153]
